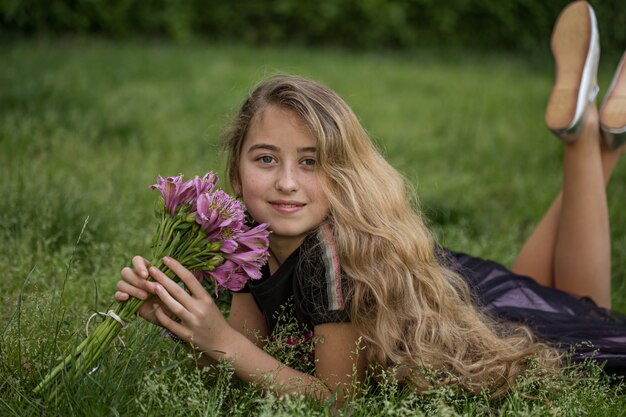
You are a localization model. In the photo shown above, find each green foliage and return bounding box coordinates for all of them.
[1,39,626,415]
[1,0,625,53]
[260,301,319,375]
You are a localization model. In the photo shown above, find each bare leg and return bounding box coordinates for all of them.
[511,133,623,288]
[554,106,611,307]
[511,194,561,287]
[513,106,623,308]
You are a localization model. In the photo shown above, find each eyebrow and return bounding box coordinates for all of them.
[247,144,317,153]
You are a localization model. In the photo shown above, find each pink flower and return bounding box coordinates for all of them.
[219,239,238,254]
[208,260,250,292]
[224,248,268,280]
[149,172,220,217]
[235,223,270,252]
[149,174,196,217]
[224,223,270,279]
[206,224,270,292]
[192,172,218,198]
[194,190,245,238]
[149,172,270,294]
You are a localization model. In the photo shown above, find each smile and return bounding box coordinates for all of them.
[270,201,306,213]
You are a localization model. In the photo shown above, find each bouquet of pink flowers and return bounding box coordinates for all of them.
[34,172,269,400]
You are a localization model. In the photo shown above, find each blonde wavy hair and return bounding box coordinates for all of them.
[222,74,560,397]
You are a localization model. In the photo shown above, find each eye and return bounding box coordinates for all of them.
[301,158,316,166]
[256,155,276,164]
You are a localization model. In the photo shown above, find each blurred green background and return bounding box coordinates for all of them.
[2,0,625,53]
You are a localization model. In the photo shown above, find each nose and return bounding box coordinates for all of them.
[275,165,299,193]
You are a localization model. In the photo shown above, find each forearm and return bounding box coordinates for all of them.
[181,342,220,370]
[209,328,332,400]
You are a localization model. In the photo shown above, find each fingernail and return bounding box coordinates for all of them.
[149,266,157,274]
[154,284,161,293]
[163,256,171,263]
[152,304,159,310]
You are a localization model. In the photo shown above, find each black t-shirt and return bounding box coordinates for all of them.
[234,226,351,334]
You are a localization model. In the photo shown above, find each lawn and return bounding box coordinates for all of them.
[1,38,625,416]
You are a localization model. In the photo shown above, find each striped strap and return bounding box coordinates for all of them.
[320,224,344,311]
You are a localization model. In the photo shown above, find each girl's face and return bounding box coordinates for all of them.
[237,105,330,254]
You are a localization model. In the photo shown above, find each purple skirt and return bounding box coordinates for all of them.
[440,247,626,376]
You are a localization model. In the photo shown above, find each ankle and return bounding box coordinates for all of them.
[601,140,626,157]
[563,106,600,144]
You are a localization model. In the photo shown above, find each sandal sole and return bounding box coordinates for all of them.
[545,1,593,131]
[600,53,626,132]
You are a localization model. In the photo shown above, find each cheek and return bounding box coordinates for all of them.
[239,175,265,211]
[311,182,331,217]
[319,197,330,219]
[237,165,256,198]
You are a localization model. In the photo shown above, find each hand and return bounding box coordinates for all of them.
[115,255,172,325]
[148,256,233,355]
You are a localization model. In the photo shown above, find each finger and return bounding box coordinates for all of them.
[114,291,129,302]
[152,302,176,322]
[138,302,171,325]
[162,256,206,298]
[152,280,190,321]
[137,303,160,324]
[153,303,189,339]
[131,255,151,279]
[121,266,156,293]
[116,280,150,301]
[149,265,195,310]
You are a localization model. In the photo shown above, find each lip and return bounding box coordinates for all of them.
[269,200,306,214]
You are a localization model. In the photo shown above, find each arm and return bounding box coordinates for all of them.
[192,292,269,369]
[211,321,365,402]
[114,257,269,363]
[313,322,367,401]
[150,257,366,403]
[228,292,269,348]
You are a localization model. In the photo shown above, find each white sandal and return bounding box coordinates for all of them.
[545,1,600,142]
[599,52,626,149]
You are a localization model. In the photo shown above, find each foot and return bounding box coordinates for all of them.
[545,1,600,142]
[599,52,626,149]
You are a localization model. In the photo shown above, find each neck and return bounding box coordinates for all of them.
[268,235,306,265]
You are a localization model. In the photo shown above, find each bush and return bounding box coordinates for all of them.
[1,0,624,53]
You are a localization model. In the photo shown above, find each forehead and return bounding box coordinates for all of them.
[244,105,316,147]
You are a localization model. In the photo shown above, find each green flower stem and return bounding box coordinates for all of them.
[46,313,124,402]
[33,336,91,394]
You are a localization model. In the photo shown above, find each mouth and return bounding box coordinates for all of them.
[269,200,306,212]
[270,200,305,207]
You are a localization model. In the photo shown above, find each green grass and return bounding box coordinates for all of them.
[1,38,626,415]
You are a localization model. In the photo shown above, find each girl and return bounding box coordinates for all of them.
[115,1,626,401]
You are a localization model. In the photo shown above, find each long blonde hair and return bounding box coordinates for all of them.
[222,74,560,397]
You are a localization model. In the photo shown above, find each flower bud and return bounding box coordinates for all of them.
[154,199,166,218]
[176,223,193,231]
[208,255,224,266]
[208,241,222,252]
